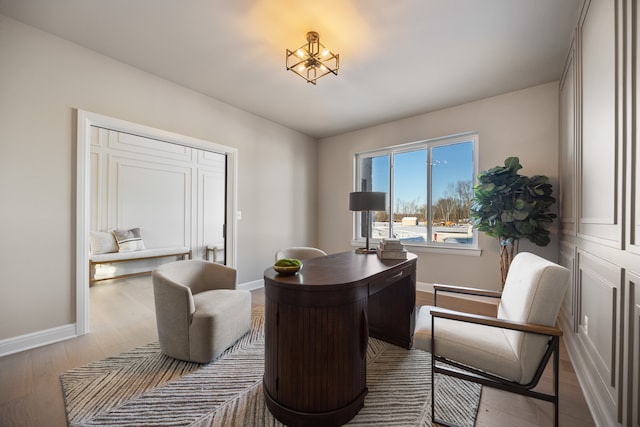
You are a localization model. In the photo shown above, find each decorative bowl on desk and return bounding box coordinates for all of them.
[273,258,303,275]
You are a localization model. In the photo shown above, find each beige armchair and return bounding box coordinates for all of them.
[414,252,569,426]
[275,246,327,261]
[152,260,251,363]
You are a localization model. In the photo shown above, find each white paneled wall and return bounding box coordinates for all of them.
[558,0,640,425]
[90,127,226,278]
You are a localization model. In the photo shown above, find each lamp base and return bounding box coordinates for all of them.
[355,247,377,254]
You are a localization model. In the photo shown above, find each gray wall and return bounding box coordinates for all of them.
[0,15,318,342]
[317,82,561,290]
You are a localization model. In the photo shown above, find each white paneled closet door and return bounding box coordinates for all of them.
[198,149,226,263]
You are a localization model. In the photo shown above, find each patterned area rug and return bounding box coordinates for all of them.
[60,309,481,426]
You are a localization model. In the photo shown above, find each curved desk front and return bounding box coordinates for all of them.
[263,251,417,427]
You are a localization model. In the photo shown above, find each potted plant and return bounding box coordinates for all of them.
[470,157,556,287]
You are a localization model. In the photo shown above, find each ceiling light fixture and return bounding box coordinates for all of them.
[286,31,339,85]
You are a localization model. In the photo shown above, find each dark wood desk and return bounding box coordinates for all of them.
[263,251,417,427]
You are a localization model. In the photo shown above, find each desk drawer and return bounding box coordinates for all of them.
[369,265,413,296]
[367,262,416,349]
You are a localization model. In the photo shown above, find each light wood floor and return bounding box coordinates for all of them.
[0,276,595,427]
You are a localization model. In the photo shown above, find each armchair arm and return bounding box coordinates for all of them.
[429,307,563,337]
[433,283,502,307]
[200,261,237,291]
[152,271,195,356]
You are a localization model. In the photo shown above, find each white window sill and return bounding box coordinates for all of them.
[350,240,482,257]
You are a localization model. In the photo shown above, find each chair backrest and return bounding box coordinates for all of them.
[275,247,327,261]
[497,252,569,383]
[155,259,236,294]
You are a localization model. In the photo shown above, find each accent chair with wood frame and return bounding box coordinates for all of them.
[413,252,569,427]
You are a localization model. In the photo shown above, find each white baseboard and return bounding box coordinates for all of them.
[238,279,264,292]
[416,281,433,293]
[0,323,77,357]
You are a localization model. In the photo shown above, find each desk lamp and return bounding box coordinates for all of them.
[349,191,387,254]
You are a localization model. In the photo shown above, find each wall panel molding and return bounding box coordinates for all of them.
[108,129,193,162]
[624,269,640,426]
[578,0,624,248]
[559,241,578,332]
[109,155,192,248]
[577,249,624,422]
[630,0,640,256]
[560,38,578,237]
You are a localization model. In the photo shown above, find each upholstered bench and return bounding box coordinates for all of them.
[89,228,191,284]
[90,247,192,284]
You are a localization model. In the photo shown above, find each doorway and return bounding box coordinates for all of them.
[76,110,238,335]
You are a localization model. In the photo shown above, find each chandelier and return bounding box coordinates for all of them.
[286,31,339,85]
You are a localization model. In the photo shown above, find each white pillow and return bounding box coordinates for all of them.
[89,231,119,255]
[112,228,146,252]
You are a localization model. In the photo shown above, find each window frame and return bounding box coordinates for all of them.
[353,132,480,256]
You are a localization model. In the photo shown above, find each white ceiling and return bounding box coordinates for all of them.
[0,0,582,138]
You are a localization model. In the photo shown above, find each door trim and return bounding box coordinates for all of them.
[75,109,238,335]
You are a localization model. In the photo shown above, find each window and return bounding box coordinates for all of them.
[354,133,477,249]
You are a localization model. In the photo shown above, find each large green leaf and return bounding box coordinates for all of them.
[514,199,526,210]
[503,156,523,171]
[512,210,529,221]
